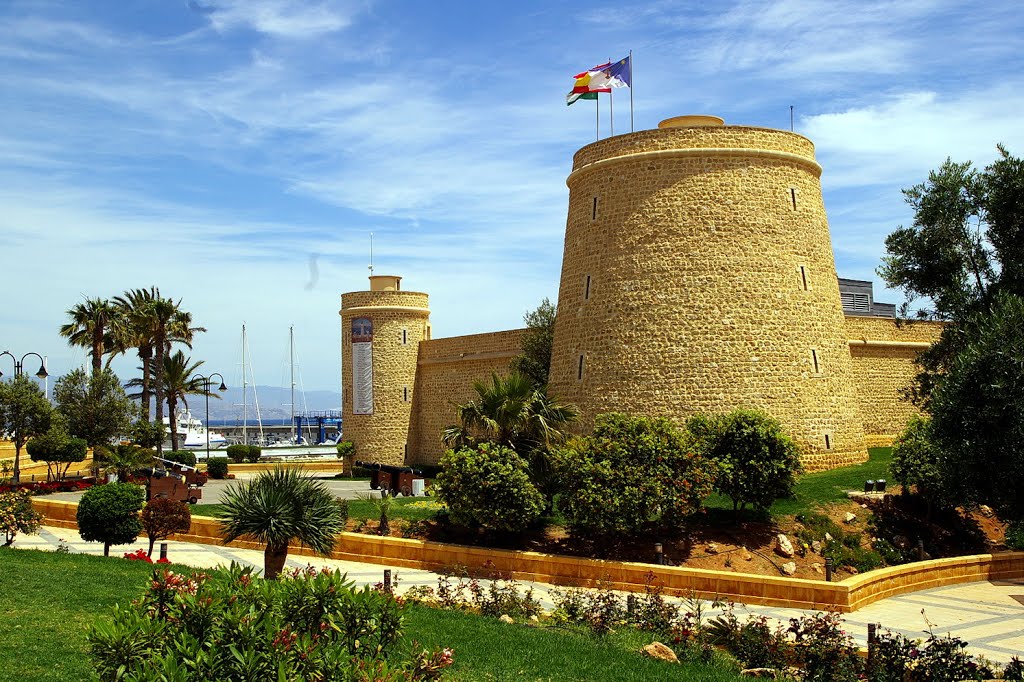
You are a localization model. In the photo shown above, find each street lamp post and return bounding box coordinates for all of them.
[190,373,227,462]
[0,351,49,484]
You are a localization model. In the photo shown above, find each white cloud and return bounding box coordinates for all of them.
[203,0,365,38]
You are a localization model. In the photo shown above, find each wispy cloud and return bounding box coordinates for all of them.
[201,0,367,38]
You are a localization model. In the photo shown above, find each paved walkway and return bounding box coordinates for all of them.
[13,526,1024,663]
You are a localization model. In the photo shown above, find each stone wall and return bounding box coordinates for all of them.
[340,289,430,466]
[407,328,525,465]
[845,316,943,438]
[550,121,866,471]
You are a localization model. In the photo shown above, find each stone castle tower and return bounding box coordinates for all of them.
[340,275,430,465]
[547,115,867,470]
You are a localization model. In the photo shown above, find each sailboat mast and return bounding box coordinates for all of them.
[242,323,247,444]
[290,325,296,444]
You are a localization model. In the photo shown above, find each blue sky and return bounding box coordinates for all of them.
[2,0,1022,393]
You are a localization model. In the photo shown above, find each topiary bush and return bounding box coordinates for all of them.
[225,444,249,464]
[552,413,718,540]
[433,442,544,533]
[687,409,802,514]
[140,498,192,557]
[245,445,262,463]
[87,564,453,681]
[206,457,229,479]
[163,449,197,468]
[76,482,145,556]
[27,427,88,482]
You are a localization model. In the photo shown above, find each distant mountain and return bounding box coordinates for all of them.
[191,385,341,421]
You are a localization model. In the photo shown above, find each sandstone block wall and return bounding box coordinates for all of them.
[844,316,943,438]
[340,288,430,466]
[549,122,867,471]
[407,328,525,465]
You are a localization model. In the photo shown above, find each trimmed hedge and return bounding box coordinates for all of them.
[206,457,229,479]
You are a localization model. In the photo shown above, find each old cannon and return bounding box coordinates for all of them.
[356,461,423,497]
[141,458,208,505]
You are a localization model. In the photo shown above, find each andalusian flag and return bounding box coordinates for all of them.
[566,90,598,106]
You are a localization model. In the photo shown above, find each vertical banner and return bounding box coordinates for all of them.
[351,317,374,415]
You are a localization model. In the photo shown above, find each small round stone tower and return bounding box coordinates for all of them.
[340,275,430,465]
[548,115,866,470]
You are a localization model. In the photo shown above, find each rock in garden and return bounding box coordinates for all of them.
[781,562,797,575]
[740,668,780,678]
[844,512,857,523]
[705,542,719,554]
[642,642,678,663]
[825,532,834,542]
[775,534,794,557]
[847,566,859,575]
[528,615,539,624]
[499,615,514,624]
[980,504,994,518]
[742,549,754,561]
[811,562,823,574]
[811,540,823,554]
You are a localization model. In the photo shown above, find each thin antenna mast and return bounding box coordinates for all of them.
[368,232,374,276]
[790,105,794,132]
[242,323,247,444]
[290,325,296,444]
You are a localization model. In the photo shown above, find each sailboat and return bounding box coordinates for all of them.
[237,323,266,446]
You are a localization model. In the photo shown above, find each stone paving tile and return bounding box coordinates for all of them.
[12,526,1024,663]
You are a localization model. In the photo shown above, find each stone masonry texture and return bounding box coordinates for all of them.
[339,121,942,472]
[548,123,866,471]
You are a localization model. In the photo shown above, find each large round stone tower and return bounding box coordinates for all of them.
[340,275,430,465]
[548,116,866,470]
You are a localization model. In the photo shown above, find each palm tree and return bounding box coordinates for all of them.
[217,468,345,579]
[112,287,159,419]
[129,351,214,451]
[441,372,578,504]
[59,297,118,375]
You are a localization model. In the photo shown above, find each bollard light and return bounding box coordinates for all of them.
[160,543,168,561]
[825,557,834,582]
[654,543,664,565]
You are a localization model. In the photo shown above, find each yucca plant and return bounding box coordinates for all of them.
[216,467,345,579]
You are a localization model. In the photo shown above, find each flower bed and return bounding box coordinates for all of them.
[0,479,94,496]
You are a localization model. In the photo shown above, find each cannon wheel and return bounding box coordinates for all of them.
[370,481,380,490]
[401,484,412,497]
[188,496,199,505]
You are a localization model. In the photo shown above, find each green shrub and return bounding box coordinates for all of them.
[433,442,544,533]
[335,441,355,459]
[1006,522,1024,551]
[76,483,145,556]
[245,445,262,463]
[890,415,948,504]
[687,409,802,513]
[225,444,249,464]
[163,449,197,468]
[207,457,229,479]
[553,413,717,539]
[87,564,452,681]
[127,420,165,449]
[796,512,884,573]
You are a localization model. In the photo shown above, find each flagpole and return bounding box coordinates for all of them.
[629,50,634,133]
[608,57,614,136]
[595,92,599,141]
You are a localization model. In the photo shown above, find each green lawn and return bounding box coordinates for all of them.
[0,547,746,681]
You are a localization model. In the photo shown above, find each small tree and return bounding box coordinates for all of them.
[77,483,145,556]
[54,368,135,476]
[26,418,88,482]
[141,498,192,557]
[553,413,718,540]
[207,457,229,479]
[687,409,802,514]
[0,374,52,484]
[163,449,197,468]
[128,419,165,449]
[1,489,43,546]
[889,415,946,502]
[217,467,345,579]
[433,443,545,533]
[336,440,356,477]
[510,298,556,388]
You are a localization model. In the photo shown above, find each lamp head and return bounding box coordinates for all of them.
[35,364,48,379]
[218,382,227,392]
